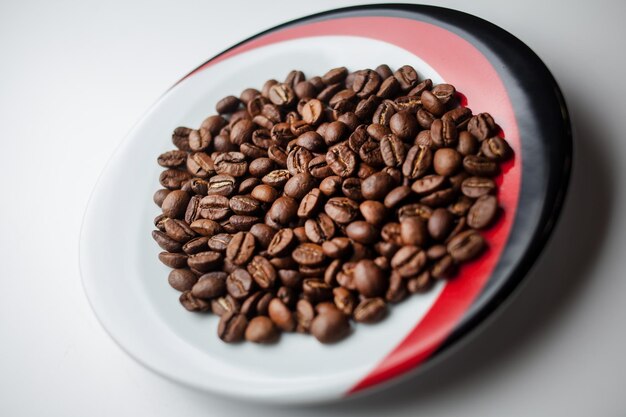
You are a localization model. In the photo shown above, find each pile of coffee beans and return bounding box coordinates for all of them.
[152,65,512,344]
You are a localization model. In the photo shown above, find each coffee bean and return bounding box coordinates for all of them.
[481,136,513,161]
[268,83,295,107]
[352,69,381,98]
[380,134,407,167]
[268,196,298,225]
[421,90,445,116]
[268,298,295,332]
[402,145,432,179]
[447,230,485,262]
[311,308,350,343]
[468,195,498,229]
[391,246,427,278]
[325,144,356,178]
[218,312,248,343]
[428,208,455,241]
[182,236,209,255]
[353,259,387,297]
[226,231,256,265]
[206,174,236,196]
[431,118,458,148]
[304,213,336,243]
[433,148,463,176]
[153,189,170,208]
[389,112,418,140]
[467,113,497,140]
[361,172,394,200]
[206,234,231,253]
[381,185,410,209]
[394,65,418,91]
[159,169,193,190]
[420,187,456,207]
[442,106,472,129]
[283,172,316,199]
[322,237,352,259]
[341,177,363,201]
[292,243,325,266]
[398,203,433,221]
[168,268,198,292]
[298,188,322,218]
[377,76,401,99]
[432,255,456,279]
[226,269,253,299]
[247,256,276,289]
[152,230,182,252]
[189,219,221,236]
[164,218,196,243]
[159,252,188,268]
[172,126,192,151]
[161,190,190,219]
[198,195,229,220]
[245,316,278,343]
[461,177,495,198]
[158,150,187,168]
[360,200,386,225]
[416,108,435,129]
[346,221,378,244]
[319,175,342,196]
[324,197,359,224]
[372,100,396,126]
[191,272,227,298]
[179,291,211,312]
[187,251,222,273]
[400,217,427,246]
[354,298,387,323]
[228,195,260,215]
[463,155,499,176]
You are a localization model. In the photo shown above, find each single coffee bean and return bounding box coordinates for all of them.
[247,255,276,289]
[365,123,390,141]
[159,251,188,268]
[433,148,463,176]
[386,270,408,303]
[357,163,376,179]
[304,213,336,244]
[346,221,378,244]
[416,108,435,129]
[296,299,315,332]
[324,197,359,224]
[432,255,457,279]
[360,200,386,225]
[298,188,322,218]
[326,144,357,178]
[153,189,170,208]
[216,95,240,113]
[394,65,418,90]
[354,297,387,323]
[245,316,278,343]
[268,196,298,225]
[319,175,342,196]
[158,150,187,168]
[199,195,230,220]
[229,195,261,215]
[268,83,296,106]
[159,169,193,190]
[248,158,273,178]
[398,203,433,221]
[432,83,456,103]
[286,146,313,175]
[230,119,255,145]
[467,113,497,140]
[226,268,253,300]
[352,69,381,98]
[207,174,236,196]
[389,112,419,140]
[161,190,191,219]
[447,229,485,262]
[152,230,182,252]
[354,259,387,297]
[391,246,427,278]
[467,195,498,229]
[461,177,496,198]
[292,243,326,266]
[380,134,407,167]
[310,309,350,343]
[402,145,432,179]
[183,236,209,255]
[407,78,432,96]
[283,172,316,199]
[218,312,248,343]
[382,185,410,209]
[341,177,363,201]
[164,218,196,243]
[394,95,422,112]
[191,272,227,299]
[207,233,232,252]
[322,237,352,259]
[420,187,456,207]
[250,184,278,203]
[249,223,276,249]
[426,244,448,260]
[428,208,455,241]
[296,131,325,152]
[481,136,513,161]
[430,118,458,148]
[172,126,192,151]
[168,268,198,292]
[400,217,427,246]
[411,174,447,195]
[372,100,396,126]
[421,90,445,116]
[187,251,222,273]
[189,219,221,236]
[322,66,348,84]
[463,155,499,176]
[226,231,256,265]
[377,76,401,99]
[268,298,296,332]
[361,171,394,200]
[179,291,211,312]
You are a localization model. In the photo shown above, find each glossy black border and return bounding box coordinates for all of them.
[181,3,572,387]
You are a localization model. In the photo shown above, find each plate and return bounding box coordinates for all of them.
[79,4,571,404]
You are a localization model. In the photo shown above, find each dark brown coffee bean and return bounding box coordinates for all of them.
[298,188,322,218]
[406,78,432,96]
[248,223,275,249]
[361,172,394,200]
[206,174,236,196]
[310,308,350,343]
[179,291,211,312]
[434,148,463,176]
[250,184,279,203]
[416,108,435,129]
[481,136,513,161]
[461,177,495,198]
[428,208,455,241]
[355,95,380,120]
[341,177,363,201]
[187,251,222,273]
[219,218,238,234]
[406,270,432,293]
[172,126,192,151]
[164,218,196,243]
[325,144,356,178]
[239,88,261,105]
[294,299,315,333]
[377,75,401,99]
[321,66,348,84]
[467,113,497,140]
[292,243,325,266]
[385,270,408,302]
[353,259,387,297]
[216,95,240,113]
[430,118,458,148]
[158,150,187,168]
[198,195,229,220]
[431,83,456,104]
[229,215,259,231]
[398,203,433,221]
[463,155,499,176]
[186,152,215,178]
[245,316,278,343]
[268,196,298,225]
[345,221,377,244]
[228,195,260,215]
[189,219,221,236]
[393,95,422,112]
[305,213,336,243]
[468,195,498,229]
[365,124,390,141]
[359,200,386,225]
[322,237,352,259]
[213,134,236,152]
[389,112,418,140]
[226,269,253,300]
[442,106,472,129]
[400,217,427,246]
[391,246,427,278]
[262,169,290,188]
[183,236,209,255]
[372,100,396,125]
[331,287,355,316]
[268,298,295,332]
[354,297,388,323]
[447,230,485,262]
[226,231,255,265]
[191,272,227,299]
[286,146,313,175]
[229,119,254,146]
[240,291,266,318]
[246,158,272,178]
[278,269,301,289]
[319,175,342,196]
[168,269,198,292]
[159,252,188,268]
[268,83,295,106]
[432,255,457,279]
[218,312,248,343]
[305,155,330,179]
[266,228,294,257]
[357,163,376,179]
[421,90,445,116]
[426,244,447,260]
[161,190,190,219]
[247,256,276,289]
[352,69,381,98]
[153,189,170,208]
[159,169,193,190]
[282,172,315,199]
[402,145,432,179]
[380,134,407,167]
[394,65,418,90]
[324,197,359,224]
[295,81,317,100]
[152,230,182,252]
[420,187,456,207]
[207,233,232,252]
[410,174,445,195]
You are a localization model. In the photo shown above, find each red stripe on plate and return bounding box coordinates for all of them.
[179,16,521,396]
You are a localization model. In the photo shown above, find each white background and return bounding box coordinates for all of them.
[1,0,625,415]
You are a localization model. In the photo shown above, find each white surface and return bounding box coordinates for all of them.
[79,35,446,402]
[1,0,625,415]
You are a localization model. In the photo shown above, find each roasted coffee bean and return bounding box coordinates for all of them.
[467,195,498,229]
[226,232,256,265]
[268,83,296,106]
[199,195,230,220]
[402,145,432,179]
[426,244,447,260]
[380,134,407,167]
[207,174,236,196]
[249,223,276,249]
[164,218,196,243]
[407,78,432,96]
[377,76,401,99]
[230,215,259,231]
[207,233,232,252]
[152,230,183,252]
[416,108,435,129]
[286,146,313,175]
[153,189,170,208]
[218,312,248,343]
[304,213,336,243]
[324,197,359,224]
[398,203,433,221]
[216,95,240,114]
[352,69,381,98]
[400,217,427,246]
[457,131,479,156]
[391,246,427,278]
[172,126,192,151]
[463,155,499,176]
[360,200,386,225]
[411,174,446,196]
[310,308,350,343]
[354,297,388,322]
[420,187,456,207]
[467,113,497,140]
[394,65,418,91]
[268,196,298,225]
[322,237,352,259]
[386,269,408,302]
[191,272,227,298]
[228,195,260,215]
[319,175,342,196]
[428,208,455,241]
[230,119,255,145]
[226,268,253,299]
[389,112,418,140]
[447,230,485,262]
[247,256,276,289]
[434,148,463,176]
[421,90,445,116]
[161,190,190,219]
[331,287,355,316]
[268,298,296,332]
[430,118,458,148]
[187,251,222,273]
[346,221,378,244]
[249,184,278,204]
[283,172,316,199]
[267,229,296,258]
[372,100,396,126]
[432,255,456,279]
[355,95,380,120]
[241,291,268,317]
[325,144,357,178]
[245,316,278,343]
[432,83,456,104]
[366,123,390,141]
[292,243,325,266]
[357,163,376,179]
[296,131,325,153]
[341,177,363,201]
[158,150,188,168]
[262,169,291,188]
[361,172,394,200]
[295,81,317,100]
[461,177,495,198]
[322,66,348,84]
[183,236,209,255]
[442,106,472,129]
[159,169,193,190]
[168,268,198,292]
[180,291,211,312]
[407,270,432,293]
[159,252,188,269]
[213,134,236,152]
[298,188,322,218]
[481,136,513,161]
[295,299,315,332]
[189,219,221,236]
[353,259,387,297]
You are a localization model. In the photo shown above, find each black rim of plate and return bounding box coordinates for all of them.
[177,3,572,387]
